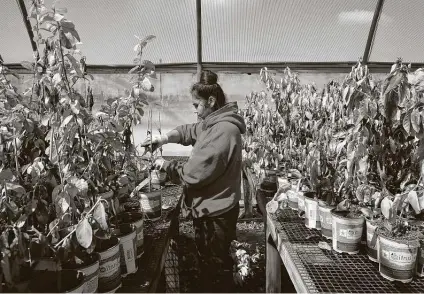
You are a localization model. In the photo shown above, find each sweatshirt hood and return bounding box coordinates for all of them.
[203,101,246,134]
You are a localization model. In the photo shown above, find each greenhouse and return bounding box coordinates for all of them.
[1,0,424,292]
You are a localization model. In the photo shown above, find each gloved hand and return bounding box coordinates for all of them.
[140,134,168,153]
[151,157,167,171]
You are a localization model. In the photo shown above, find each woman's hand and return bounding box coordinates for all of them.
[140,134,168,153]
[152,157,167,171]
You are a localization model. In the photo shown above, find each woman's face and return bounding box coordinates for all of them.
[192,94,215,121]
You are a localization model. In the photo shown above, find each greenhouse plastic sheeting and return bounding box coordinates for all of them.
[368,0,424,63]
[1,0,424,64]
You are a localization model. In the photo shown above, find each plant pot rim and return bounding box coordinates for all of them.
[304,195,318,202]
[112,223,136,238]
[141,188,162,194]
[331,209,364,220]
[318,202,335,209]
[63,252,100,270]
[94,235,120,253]
[378,230,420,245]
[110,211,144,221]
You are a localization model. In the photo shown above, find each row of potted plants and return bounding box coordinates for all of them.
[242,59,424,283]
[0,0,165,292]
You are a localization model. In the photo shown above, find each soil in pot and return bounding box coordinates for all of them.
[318,202,334,239]
[63,253,100,293]
[304,193,320,230]
[366,218,382,263]
[259,169,278,192]
[29,269,85,293]
[94,235,122,293]
[139,187,162,221]
[331,210,364,254]
[112,223,138,278]
[110,212,144,258]
[377,228,419,283]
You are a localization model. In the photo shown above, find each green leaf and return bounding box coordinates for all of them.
[65,54,82,76]
[0,169,13,181]
[20,61,34,71]
[403,111,411,134]
[411,108,421,133]
[5,183,26,195]
[76,218,92,249]
[128,66,139,74]
[142,60,155,70]
[368,99,377,119]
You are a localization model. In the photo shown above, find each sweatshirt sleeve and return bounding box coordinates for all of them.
[162,127,232,190]
[174,122,204,146]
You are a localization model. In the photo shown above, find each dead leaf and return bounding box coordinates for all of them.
[93,202,108,230]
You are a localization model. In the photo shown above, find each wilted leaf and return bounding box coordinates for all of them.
[381,197,393,220]
[93,202,108,230]
[16,214,27,228]
[406,191,420,214]
[60,115,73,128]
[56,192,70,214]
[70,100,80,115]
[76,218,92,249]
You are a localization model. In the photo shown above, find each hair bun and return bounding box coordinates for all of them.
[200,70,218,85]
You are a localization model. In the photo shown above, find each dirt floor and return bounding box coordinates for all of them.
[178,216,266,293]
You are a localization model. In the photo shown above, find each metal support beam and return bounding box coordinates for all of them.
[6,61,424,75]
[362,0,385,64]
[196,0,202,80]
[16,0,39,58]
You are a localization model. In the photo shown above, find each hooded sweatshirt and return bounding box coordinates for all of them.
[162,102,246,218]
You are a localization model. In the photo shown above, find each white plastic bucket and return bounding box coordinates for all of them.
[96,236,122,293]
[366,219,379,262]
[140,190,162,221]
[318,204,334,239]
[378,234,419,283]
[304,196,320,229]
[113,224,137,278]
[297,192,305,217]
[331,211,364,254]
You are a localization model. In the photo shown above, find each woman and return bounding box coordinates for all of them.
[140,70,246,292]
